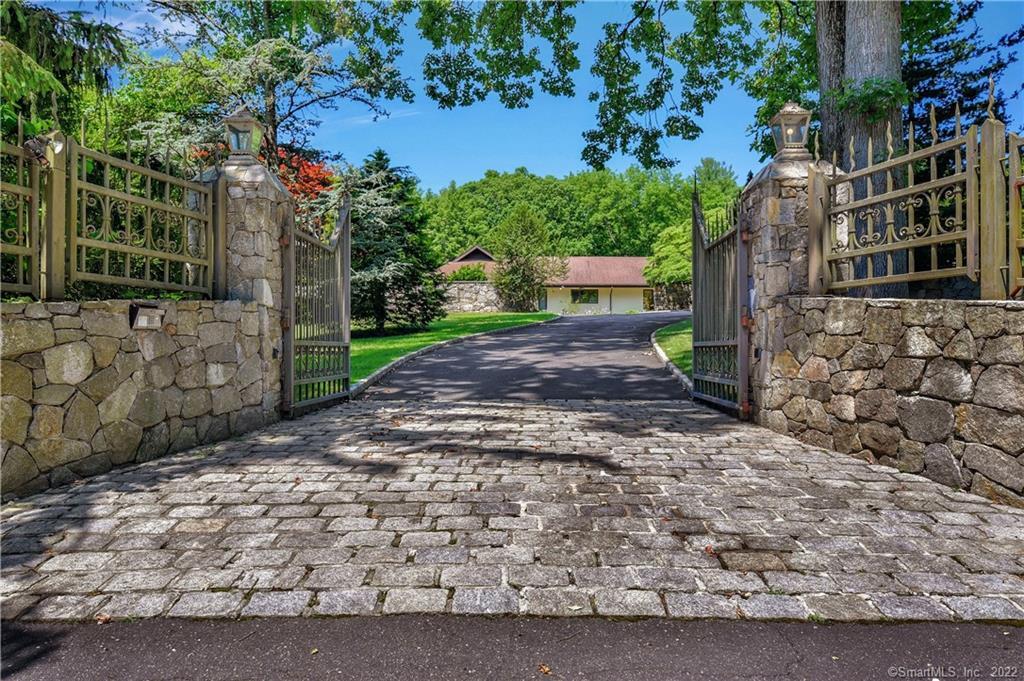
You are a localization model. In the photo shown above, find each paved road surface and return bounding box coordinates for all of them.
[364,312,689,401]
[4,617,1022,681]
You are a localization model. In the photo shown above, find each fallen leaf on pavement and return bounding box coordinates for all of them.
[538,663,552,675]
[95,613,111,624]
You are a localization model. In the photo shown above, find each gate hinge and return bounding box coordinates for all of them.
[740,306,752,329]
[740,229,751,243]
[281,316,291,331]
[740,400,751,420]
[279,234,290,247]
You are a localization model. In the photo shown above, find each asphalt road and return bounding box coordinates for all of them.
[364,312,690,401]
[4,616,1022,681]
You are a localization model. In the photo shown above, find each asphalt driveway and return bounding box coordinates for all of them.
[363,312,690,401]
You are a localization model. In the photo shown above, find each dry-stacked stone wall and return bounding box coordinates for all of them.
[653,283,691,310]
[443,282,503,312]
[1,299,281,499]
[759,296,1024,507]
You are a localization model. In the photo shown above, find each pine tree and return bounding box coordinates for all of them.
[350,150,447,332]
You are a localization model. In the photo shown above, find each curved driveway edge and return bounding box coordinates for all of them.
[649,326,694,394]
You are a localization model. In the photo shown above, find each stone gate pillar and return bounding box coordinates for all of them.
[739,106,839,428]
[212,110,292,418]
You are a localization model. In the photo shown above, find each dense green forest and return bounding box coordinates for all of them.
[421,159,741,284]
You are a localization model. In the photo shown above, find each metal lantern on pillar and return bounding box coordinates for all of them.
[770,102,812,160]
[224,106,264,158]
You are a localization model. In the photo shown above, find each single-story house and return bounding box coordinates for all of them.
[440,246,662,314]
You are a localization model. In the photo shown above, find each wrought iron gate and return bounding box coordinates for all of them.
[281,197,351,417]
[690,188,749,417]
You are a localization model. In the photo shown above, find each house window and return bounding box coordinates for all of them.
[571,288,598,304]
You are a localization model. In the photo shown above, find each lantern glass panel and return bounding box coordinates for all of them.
[228,125,251,153]
[784,121,807,146]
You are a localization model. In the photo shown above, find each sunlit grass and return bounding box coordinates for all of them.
[654,318,693,376]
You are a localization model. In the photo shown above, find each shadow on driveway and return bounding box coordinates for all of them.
[363,312,690,401]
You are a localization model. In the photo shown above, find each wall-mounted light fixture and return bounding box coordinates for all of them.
[22,132,64,167]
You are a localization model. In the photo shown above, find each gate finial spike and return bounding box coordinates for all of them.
[813,130,820,162]
[987,76,995,120]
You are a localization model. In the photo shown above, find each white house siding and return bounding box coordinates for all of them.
[543,287,648,315]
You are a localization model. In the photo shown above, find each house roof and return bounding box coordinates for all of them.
[440,246,650,287]
[546,257,649,287]
[452,245,495,262]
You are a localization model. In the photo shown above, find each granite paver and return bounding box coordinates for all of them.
[2,400,1023,623]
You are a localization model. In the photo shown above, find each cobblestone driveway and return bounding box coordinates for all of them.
[3,400,1023,622]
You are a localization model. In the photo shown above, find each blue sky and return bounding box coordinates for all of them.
[96,1,1024,192]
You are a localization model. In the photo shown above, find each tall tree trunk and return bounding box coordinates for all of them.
[842,0,906,295]
[842,0,903,170]
[815,1,846,163]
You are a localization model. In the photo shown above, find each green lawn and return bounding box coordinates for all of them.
[654,318,693,376]
[350,312,556,382]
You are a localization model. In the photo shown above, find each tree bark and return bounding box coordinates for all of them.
[815,1,846,163]
[842,0,907,295]
[842,0,903,170]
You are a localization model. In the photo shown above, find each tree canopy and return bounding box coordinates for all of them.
[644,158,739,285]
[422,166,694,262]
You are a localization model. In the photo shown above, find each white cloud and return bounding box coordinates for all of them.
[339,109,421,127]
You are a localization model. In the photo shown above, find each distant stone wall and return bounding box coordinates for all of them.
[1,299,281,499]
[444,281,503,313]
[653,283,691,310]
[758,296,1024,507]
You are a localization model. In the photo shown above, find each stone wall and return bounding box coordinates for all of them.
[444,281,503,313]
[1,298,282,500]
[0,152,294,500]
[653,283,691,310]
[758,296,1024,507]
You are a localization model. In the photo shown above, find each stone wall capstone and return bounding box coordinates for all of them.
[0,299,281,499]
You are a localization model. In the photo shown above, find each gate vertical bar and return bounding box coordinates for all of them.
[42,133,67,299]
[281,205,295,416]
[341,197,352,390]
[736,207,750,419]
